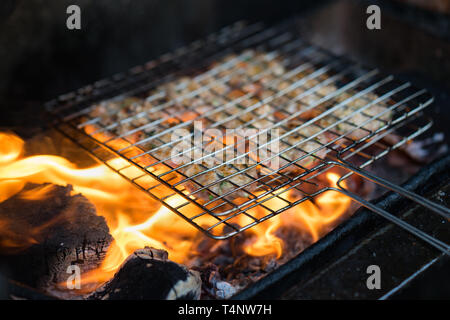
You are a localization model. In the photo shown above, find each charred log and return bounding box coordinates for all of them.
[0,183,111,289]
[88,247,201,300]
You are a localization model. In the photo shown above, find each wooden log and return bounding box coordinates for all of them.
[87,247,202,300]
[0,183,111,289]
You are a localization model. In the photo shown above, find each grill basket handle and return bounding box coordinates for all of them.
[328,161,450,256]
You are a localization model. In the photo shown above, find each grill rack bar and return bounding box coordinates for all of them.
[47,20,449,254]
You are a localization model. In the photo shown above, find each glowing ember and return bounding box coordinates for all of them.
[0,132,352,292]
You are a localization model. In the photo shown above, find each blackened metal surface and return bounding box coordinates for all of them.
[386,255,450,299]
[281,183,449,299]
[232,153,450,299]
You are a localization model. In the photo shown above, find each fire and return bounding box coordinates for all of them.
[241,173,351,258]
[0,131,352,292]
[80,195,198,286]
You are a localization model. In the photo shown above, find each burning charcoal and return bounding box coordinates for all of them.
[191,262,221,298]
[214,281,238,299]
[274,227,311,255]
[0,183,111,290]
[246,257,262,271]
[191,262,239,299]
[87,247,201,300]
[261,256,278,273]
[212,254,234,267]
[192,263,219,286]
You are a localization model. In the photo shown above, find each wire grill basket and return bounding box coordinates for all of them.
[46,20,449,255]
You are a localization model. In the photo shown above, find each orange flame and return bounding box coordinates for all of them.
[0,131,352,292]
[241,173,351,258]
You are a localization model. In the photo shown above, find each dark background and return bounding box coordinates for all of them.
[0,0,321,130]
[0,0,449,135]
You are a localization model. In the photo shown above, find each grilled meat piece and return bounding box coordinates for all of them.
[319,92,392,140]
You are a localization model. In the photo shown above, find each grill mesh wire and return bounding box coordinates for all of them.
[47,21,434,239]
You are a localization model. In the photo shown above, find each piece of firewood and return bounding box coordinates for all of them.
[0,183,111,290]
[87,247,202,300]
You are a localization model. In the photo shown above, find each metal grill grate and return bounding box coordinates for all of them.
[47,20,449,254]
